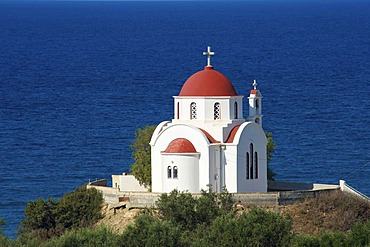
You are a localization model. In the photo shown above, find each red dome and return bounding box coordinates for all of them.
[163,138,197,153]
[179,66,238,96]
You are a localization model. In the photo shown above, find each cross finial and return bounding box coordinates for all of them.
[203,46,215,67]
[253,80,258,89]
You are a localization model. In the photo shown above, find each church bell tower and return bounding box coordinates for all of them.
[248,80,263,127]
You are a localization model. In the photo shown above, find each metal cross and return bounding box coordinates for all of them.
[203,46,215,67]
[253,80,258,89]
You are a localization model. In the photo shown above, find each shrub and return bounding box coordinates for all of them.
[188,207,292,247]
[347,220,370,247]
[290,234,320,247]
[156,187,233,231]
[120,213,182,247]
[20,185,103,240]
[55,185,103,230]
[43,226,120,247]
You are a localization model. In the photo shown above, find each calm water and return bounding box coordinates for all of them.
[0,1,369,238]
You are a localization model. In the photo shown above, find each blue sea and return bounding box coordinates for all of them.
[0,0,369,238]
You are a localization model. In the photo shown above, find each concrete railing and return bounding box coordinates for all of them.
[340,180,370,201]
[88,180,361,208]
[268,180,339,191]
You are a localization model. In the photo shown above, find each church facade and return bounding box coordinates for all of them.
[150,47,267,193]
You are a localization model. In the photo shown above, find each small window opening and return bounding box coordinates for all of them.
[246,152,250,179]
[250,143,254,179]
[234,102,238,119]
[167,166,172,178]
[254,152,258,179]
[173,166,178,179]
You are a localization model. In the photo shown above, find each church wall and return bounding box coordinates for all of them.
[173,97,244,142]
[235,123,268,192]
[151,124,211,193]
[174,96,243,121]
[208,145,224,192]
[161,154,199,193]
[223,145,238,192]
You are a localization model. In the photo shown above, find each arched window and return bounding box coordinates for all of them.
[250,143,254,179]
[214,102,220,120]
[167,166,172,179]
[246,152,250,179]
[255,99,259,112]
[255,118,260,124]
[190,102,197,119]
[177,102,180,119]
[234,102,238,119]
[173,166,178,179]
[254,152,258,179]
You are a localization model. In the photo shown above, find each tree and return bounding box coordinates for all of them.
[130,125,156,188]
[20,197,56,238]
[266,131,276,180]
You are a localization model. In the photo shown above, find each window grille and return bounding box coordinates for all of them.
[214,102,220,120]
[191,102,197,119]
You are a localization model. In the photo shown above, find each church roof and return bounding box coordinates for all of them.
[179,66,238,97]
[163,138,197,153]
[226,125,241,143]
[199,128,220,143]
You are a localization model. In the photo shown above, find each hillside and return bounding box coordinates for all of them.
[97,190,370,236]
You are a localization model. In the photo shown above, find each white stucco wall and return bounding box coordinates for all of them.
[161,153,200,193]
[151,124,213,193]
[112,174,148,192]
[235,122,268,192]
[173,96,243,122]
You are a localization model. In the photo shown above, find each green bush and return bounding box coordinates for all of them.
[20,185,103,240]
[318,231,347,247]
[187,207,292,247]
[43,226,120,247]
[120,213,182,247]
[290,234,320,247]
[347,220,370,247]
[55,185,103,230]
[156,187,233,231]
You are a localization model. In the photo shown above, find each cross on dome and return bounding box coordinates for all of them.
[253,79,258,89]
[203,46,215,67]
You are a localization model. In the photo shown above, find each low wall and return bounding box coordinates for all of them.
[89,179,107,187]
[277,189,338,205]
[340,180,370,201]
[87,183,120,204]
[234,193,278,206]
[88,180,346,208]
[268,180,339,191]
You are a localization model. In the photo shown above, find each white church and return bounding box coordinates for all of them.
[149,47,268,193]
[103,47,363,203]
